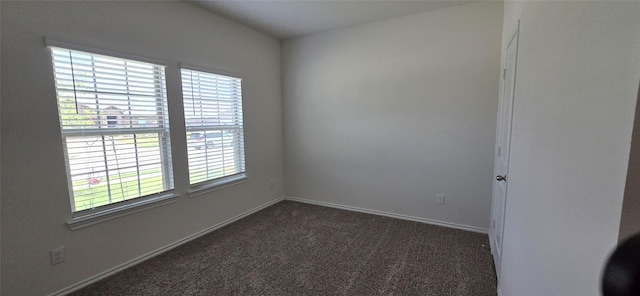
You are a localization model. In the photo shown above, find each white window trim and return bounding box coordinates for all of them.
[181,66,247,189]
[179,62,243,81]
[45,37,166,66]
[47,38,178,229]
[187,173,248,198]
[67,192,180,230]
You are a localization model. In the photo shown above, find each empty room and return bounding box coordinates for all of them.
[2,0,640,295]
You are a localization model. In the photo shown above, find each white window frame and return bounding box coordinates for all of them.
[180,65,247,196]
[46,39,178,229]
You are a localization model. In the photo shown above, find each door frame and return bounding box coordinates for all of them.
[489,20,520,282]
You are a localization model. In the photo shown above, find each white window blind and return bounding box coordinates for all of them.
[50,47,173,213]
[181,68,245,185]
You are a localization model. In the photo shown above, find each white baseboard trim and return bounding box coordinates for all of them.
[285,196,488,234]
[50,197,285,296]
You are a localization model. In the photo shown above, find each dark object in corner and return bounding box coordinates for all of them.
[603,233,640,295]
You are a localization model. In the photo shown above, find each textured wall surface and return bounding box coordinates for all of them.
[282,1,503,231]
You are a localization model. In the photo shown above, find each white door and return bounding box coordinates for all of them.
[490,22,519,280]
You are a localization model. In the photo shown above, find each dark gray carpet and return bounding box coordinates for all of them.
[70,200,497,295]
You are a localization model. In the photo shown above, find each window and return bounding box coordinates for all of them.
[107,115,117,127]
[181,68,245,186]
[50,47,173,213]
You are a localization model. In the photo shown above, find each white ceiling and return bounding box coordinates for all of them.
[188,0,476,40]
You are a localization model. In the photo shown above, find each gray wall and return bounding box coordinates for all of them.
[498,2,640,295]
[282,2,503,231]
[0,2,284,295]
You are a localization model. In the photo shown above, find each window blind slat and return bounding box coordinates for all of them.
[181,68,245,185]
[50,47,173,213]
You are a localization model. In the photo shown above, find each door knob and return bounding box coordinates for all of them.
[496,175,507,182]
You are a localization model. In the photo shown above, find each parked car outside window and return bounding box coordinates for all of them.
[188,131,222,149]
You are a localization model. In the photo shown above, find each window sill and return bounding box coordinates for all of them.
[67,193,180,231]
[188,174,248,198]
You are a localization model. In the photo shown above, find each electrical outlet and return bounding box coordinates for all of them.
[50,246,66,265]
[437,194,445,205]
